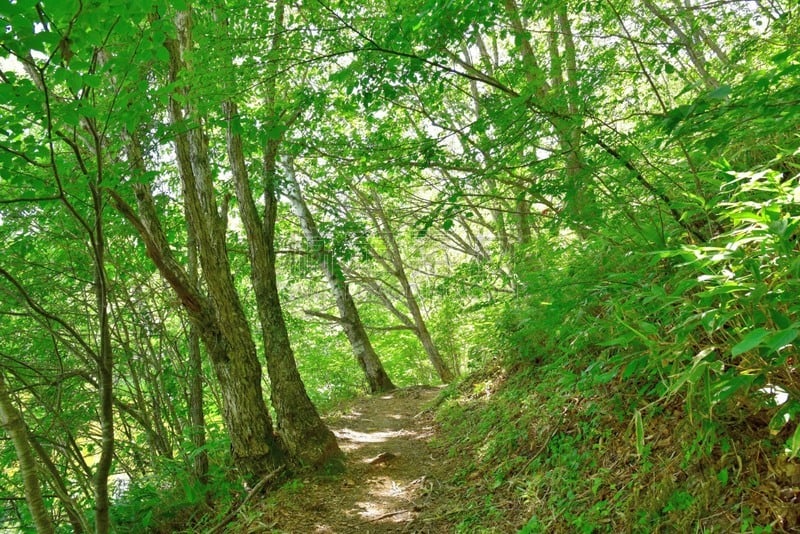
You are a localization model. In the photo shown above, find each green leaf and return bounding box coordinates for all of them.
[717,468,728,486]
[634,409,645,457]
[66,70,84,93]
[155,45,170,63]
[768,401,795,433]
[637,321,658,335]
[771,48,794,65]
[788,424,800,460]
[713,374,755,403]
[702,131,729,151]
[669,348,714,395]
[731,328,769,356]
[597,334,636,347]
[662,104,693,132]
[764,329,798,353]
[707,85,732,100]
[622,355,649,379]
[263,124,287,141]
[770,309,791,330]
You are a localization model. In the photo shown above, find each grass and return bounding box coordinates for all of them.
[432,351,798,533]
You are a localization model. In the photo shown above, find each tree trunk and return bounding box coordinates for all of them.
[111,139,285,481]
[217,0,342,470]
[0,374,55,534]
[186,216,208,484]
[283,157,396,393]
[674,0,731,67]
[222,100,342,469]
[553,5,594,235]
[27,431,89,533]
[166,11,289,480]
[642,0,719,89]
[515,194,532,245]
[89,180,114,534]
[503,0,597,235]
[357,189,455,383]
[461,42,513,256]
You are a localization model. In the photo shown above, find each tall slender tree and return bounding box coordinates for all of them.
[0,373,55,534]
[219,0,342,467]
[353,187,455,383]
[284,157,396,393]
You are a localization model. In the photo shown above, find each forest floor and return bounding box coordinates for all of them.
[216,359,800,534]
[236,385,461,533]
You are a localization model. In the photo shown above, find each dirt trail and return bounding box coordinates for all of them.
[246,386,458,533]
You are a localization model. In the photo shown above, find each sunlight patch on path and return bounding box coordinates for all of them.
[258,387,448,533]
[334,427,423,452]
[352,475,418,523]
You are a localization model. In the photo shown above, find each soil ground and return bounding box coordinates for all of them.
[239,385,461,533]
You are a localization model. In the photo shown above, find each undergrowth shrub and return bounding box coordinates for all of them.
[475,159,800,531]
[510,160,800,460]
[111,429,241,533]
[660,166,800,437]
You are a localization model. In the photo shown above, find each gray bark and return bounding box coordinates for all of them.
[218,0,341,470]
[356,189,455,383]
[283,157,396,393]
[110,183,286,479]
[642,0,719,89]
[114,121,286,481]
[223,99,342,468]
[166,11,289,479]
[553,5,593,235]
[0,374,55,534]
[186,214,208,483]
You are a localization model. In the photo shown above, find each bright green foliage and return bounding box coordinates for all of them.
[111,424,236,533]
[2,0,800,530]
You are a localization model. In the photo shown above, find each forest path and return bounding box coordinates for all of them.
[247,385,459,533]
